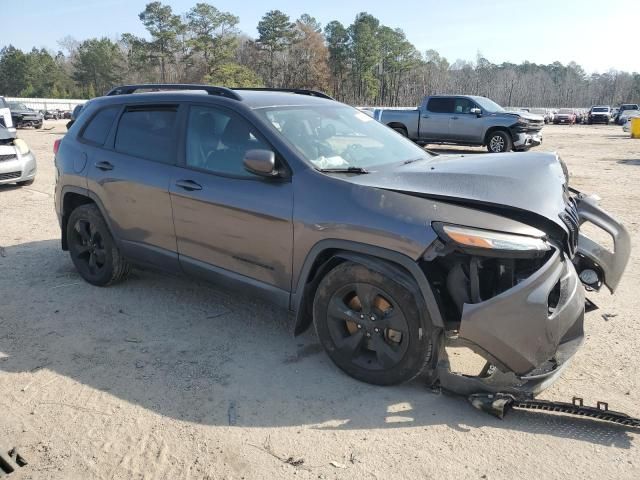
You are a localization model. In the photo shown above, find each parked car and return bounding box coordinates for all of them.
[617,109,639,125]
[587,106,611,124]
[529,108,552,124]
[615,104,640,124]
[65,104,85,129]
[616,104,640,125]
[373,95,544,153]
[53,83,630,395]
[0,96,16,134]
[0,124,37,186]
[553,108,576,124]
[7,101,43,129]
[622,113,640,133]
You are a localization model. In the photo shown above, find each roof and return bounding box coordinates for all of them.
[100,84,336,109]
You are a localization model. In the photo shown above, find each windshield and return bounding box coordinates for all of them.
[8,102,28,110]
[558,108,573,114]
[621,104,639,111]
[255,105,432,170]
[472,97,505,113]
[530,108,546,114]
[592,107,609,112]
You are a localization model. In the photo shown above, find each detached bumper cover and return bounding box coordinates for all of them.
[459,249,584,376]
[434,192,630,396]
[575,194,631,292]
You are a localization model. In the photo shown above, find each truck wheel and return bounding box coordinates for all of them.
[67,204,130,286]
[392,127,408,137]
[313,262,434,385]
[486,130,512,153]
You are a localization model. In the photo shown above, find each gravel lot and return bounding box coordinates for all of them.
[1,121,639,479]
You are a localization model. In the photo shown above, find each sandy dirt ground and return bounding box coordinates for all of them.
[1,121,639,479]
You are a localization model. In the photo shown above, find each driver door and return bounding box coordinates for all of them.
[169,104,294,294]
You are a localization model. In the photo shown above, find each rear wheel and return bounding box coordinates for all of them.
[313,262,433,385]
[486,130,512,153]
[67,204,130,286]
[392,127,408,137]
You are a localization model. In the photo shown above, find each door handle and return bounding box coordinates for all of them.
[175,179,202,191]
[95,161,113,171]
[421,114,430,118]
[451,116,459,120]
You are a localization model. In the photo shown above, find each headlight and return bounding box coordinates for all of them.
[14,138,30,155]
[517,117,529,125]
[434,223,550,257]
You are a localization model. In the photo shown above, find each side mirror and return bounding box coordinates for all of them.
[243,149,278,177]
[470,107,482,116]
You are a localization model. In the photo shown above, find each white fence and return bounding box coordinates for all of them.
[5,97,85,111]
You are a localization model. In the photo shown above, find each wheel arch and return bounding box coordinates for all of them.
[483,126,512,146]
[387,122,408,134]
[291,240,444,335]
[60,187,116,251]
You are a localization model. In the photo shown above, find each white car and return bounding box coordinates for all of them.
[0,125,37,186]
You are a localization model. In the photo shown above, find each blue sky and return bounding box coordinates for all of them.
[3,0,638,73]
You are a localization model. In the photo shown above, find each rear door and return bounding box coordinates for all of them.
[449,97,485,143]
[85,103,180,271]
[169,104,293,294]
[420,97,453,141]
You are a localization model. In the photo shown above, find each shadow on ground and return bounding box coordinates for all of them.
[618,159,640,166]
[0,239,636,448]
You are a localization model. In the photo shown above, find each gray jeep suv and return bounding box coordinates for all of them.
[54,84,630,395]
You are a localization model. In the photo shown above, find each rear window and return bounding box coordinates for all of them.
[81,106,119,145]
[114,106,178,164]
[427,97,454,114]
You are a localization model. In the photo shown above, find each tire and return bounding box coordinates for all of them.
[486,130,512,153]
[313,262,434,385]
[35,123,43,129]
[66,203,130,286]
[17,179,34,186]
[392,127,408,137]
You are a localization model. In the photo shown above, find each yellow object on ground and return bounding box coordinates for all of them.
[631,117,640,139]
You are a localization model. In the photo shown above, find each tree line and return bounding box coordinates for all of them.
[1,2,639,108]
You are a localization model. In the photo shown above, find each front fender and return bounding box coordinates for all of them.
[291,240,444,335]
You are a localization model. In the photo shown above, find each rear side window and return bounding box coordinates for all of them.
[81,106,119,145]
[0,97,7,108]
[427,98,454,113]
[115,106,178,164]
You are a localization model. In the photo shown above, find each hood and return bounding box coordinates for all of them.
[348,151,569,232]
[504,111,544,122]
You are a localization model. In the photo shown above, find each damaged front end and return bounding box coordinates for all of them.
[423,193,630,398]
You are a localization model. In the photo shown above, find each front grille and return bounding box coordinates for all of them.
[559,196,580,256]
[0,154,17,162]
[0,171,21,181]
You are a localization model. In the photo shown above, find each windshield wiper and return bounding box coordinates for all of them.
[318,166,369,174]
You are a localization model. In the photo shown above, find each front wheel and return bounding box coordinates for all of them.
[392,127,408,137]
[313,262,434,385]
[486,130,512,153]
[67,204,130,286]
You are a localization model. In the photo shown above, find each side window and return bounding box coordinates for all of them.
[453,98,476,114]
[114,106,178,164]
[426,98,454,114]
[186,105,268,177]
[80,106,119,145]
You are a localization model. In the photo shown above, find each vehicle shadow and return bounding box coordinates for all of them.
[0,239,635,448]
[618,159,640,166]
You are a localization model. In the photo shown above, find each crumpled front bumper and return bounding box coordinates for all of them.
[434,193,630,397]
[513,131,542,150]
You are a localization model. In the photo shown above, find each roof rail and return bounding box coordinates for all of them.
[105,84,242,101]
[233,88,334,100]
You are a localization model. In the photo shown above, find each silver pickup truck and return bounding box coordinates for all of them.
[374,95,544,153]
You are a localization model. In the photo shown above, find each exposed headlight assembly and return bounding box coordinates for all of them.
[517,117,530,125]
[13,138,30,155]
[434,223,550,258]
